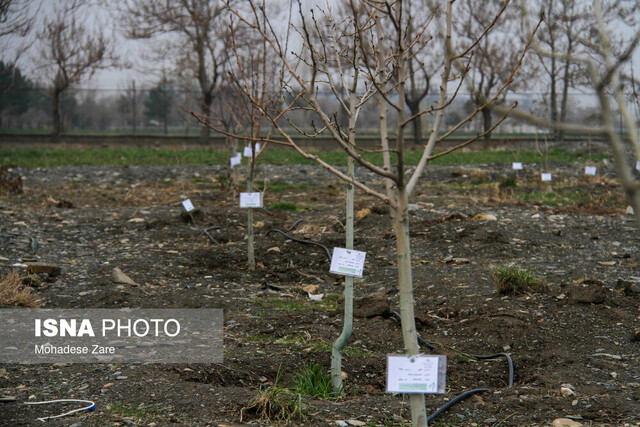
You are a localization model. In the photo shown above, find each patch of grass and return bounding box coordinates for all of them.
[1,147,606,168]
[307,340,371,357]
[255,180,311,193]
[293,362,339,398]
[252,297,305,312]
[242,371,305,424]
[0,271,40,307]
[270,201,301,212]
[499,178,517,188]
[493,266,550,296]
[104,402,162,420]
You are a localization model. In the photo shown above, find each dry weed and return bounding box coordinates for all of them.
[0,271,41,308]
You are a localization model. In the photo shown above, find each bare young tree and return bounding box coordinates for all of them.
[213,2,523,425]
[123,0,235,142]
[35,0,114,136]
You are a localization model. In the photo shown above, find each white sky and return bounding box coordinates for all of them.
[2,0,640,92]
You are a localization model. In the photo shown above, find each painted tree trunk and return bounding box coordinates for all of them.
[395,189,427,426]
[331,153,355,392]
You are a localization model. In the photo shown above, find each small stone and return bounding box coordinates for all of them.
[616,278,640,295]
[567,279,605,304]
[25,262,61,277]
[347,420,366,426]
[267,246,281,253]
[356,208,371,221]
[302,284,319,294]
[626,205,634,215]
[471,213,497,221]
[560,383,576,397]
[102,382,115,388]
[111,268,137,285]
[484,418,497,423]
[338,295,390,318]
[552,418,583,427]
[335,421,349,427]
[116,376,128,380]
[610,372,618,379]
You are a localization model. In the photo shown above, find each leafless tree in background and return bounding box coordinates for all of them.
[123,0,235,143]
[517,0,640,226]
[455,0,531,141]
[35,0,114,136]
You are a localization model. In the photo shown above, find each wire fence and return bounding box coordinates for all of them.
[0,87,628,136]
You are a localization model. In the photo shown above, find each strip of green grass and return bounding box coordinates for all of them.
[0,147,605,168]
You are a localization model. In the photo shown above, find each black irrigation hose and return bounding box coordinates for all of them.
[427,388,490,424]
[203,226,223,245]
[265,228,332,261]
[285,219,304,233]
[390,311,514,422]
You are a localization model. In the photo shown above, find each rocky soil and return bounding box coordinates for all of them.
[1,161,639,426]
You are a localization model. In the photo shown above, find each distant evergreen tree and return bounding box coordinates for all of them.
[143,76,174,134]
[0,62,34,118]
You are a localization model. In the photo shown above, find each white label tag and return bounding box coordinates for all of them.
[636,160,640,171]
[585,166,597,176]
[181,199,195,212]
[512,162,523,170]
[387,355,446,394]
[330,247,366,277]
[243,146,252,157]
[541,173,552,182]
[230,152,242,167]
[239,192,263,208]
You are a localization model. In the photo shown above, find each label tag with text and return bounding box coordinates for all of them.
[330,247,366,278]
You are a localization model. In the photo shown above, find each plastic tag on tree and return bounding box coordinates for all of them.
[230,153,242,167]
[585,166,597,176]
[239,192,263,208]
[243,146,252,157]
[329,247,366,277]
[541,173,552,182]
[512,162,523,170]
[386,354,447,394]
[181,199,194,212]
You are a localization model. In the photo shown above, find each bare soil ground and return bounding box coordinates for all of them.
[1,162,640,426]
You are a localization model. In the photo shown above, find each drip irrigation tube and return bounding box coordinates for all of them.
[25,399,95,422]
[427,388,489,423]
[265,227,332,261]
[203,226,223,245]
[390,311,514,422]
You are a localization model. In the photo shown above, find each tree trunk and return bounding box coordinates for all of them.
[406,99,422,145]
[52,88,63,137]
[395,189,427,426]
[331,156,354,392]
[200,91,213,142]
[247,144,255,271]
[482,107,492,142]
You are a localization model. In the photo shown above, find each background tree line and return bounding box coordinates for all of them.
[0,0,638,141]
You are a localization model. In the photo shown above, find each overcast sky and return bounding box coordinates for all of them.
[2,0,640,92]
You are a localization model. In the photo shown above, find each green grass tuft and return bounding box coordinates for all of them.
[293,362,339,398]
[493,266,550,296]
